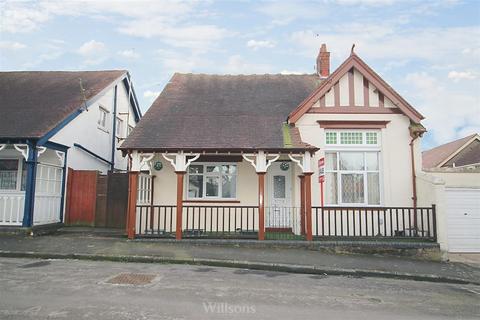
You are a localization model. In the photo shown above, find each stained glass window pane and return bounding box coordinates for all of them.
[340,132,363,144]
[326,132,337,144]
[273,175,286,198]
[341,173,364,203]
[366,132,378,144]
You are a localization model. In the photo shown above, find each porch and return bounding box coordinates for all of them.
[124,150,437,242]
[0,142,66,227]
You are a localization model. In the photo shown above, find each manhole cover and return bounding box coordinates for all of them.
[106,273,156,286]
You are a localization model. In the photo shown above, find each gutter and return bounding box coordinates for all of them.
[74,143,113,166]
[409,123,427,232]
[110,85,118,171]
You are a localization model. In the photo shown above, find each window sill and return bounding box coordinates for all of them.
[183,199,240,204]
[97,126,109,134]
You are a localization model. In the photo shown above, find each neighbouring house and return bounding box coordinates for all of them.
[419,134,480,253]
[0,71,141,228]
[120,44,438,245]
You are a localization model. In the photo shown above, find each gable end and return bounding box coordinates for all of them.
[288,54,424,124]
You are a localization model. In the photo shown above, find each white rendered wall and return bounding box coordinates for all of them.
[50,78,138,173]
[296,113,421,207]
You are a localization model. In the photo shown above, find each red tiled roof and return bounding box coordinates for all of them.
[422,134,479,168]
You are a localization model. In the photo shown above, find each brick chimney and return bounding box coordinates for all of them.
[316,43,330,78]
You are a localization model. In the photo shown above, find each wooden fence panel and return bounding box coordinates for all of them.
[94,175,108,227]
[65,169,98,226]
[106,172,128,229]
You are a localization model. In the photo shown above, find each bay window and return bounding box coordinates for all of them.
[325,130,381,206]
[188,163,237,199]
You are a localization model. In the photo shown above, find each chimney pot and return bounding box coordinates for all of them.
[316,43,330,78]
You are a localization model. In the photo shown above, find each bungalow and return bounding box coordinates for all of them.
[120,44,437,243]
[0,71,141,228]
[420,134,480,253]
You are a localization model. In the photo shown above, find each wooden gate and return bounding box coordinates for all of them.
[105,172,128,229]
[65,169,128,228]
[65,169,98,225]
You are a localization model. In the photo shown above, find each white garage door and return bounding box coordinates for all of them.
[446,188,480,253]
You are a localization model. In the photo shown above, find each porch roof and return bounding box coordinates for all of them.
[120,73,322,152]
[125,146,318,154]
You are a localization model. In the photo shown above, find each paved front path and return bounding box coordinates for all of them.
[1,233,479,284]
[0,257,479,320]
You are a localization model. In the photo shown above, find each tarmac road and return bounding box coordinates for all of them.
[0,257,478,320]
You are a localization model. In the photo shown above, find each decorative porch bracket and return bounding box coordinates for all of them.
[242,151,280,173]
[162,151,200,240]
[55,151,65,166]
[0,144,6,152]
[138,153,155,173]
[289,152,314,241]
[12,145,47,160]
[37,146,46,157]
[162,151,201,172]
[287,152,313,174]
[13,144,29,160]
[242,151,280,240]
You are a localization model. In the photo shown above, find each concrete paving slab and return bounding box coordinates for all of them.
[0,233,478,285]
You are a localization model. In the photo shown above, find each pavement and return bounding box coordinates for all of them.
[448,253,480,268]
[1,257,479,320]
[0,228,479,286]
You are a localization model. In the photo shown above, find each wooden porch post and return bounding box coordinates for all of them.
[299,175,306,235]
[304,173,313,241]
[175,171,185,240]
[126,171,139,239]
[258,172,266,240]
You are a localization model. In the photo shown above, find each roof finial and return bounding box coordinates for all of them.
[351,43,356,55]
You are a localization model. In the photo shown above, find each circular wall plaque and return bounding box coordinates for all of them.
[153,161,163,171]
[280,162,290,171]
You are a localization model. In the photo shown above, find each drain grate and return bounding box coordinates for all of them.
[106,273,156,285]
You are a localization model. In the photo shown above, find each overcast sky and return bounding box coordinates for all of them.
[1,0,479,150]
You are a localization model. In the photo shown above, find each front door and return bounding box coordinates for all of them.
[267,162,292,228]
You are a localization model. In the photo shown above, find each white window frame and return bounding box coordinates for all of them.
[325,130,380,147]
[186,162,238,200]
[127,125,134,136]
[115,116,123,137]
[0,157,25,192]
[324,130,383,206]
[97,106,109,132]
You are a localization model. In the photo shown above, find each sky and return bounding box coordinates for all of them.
[0,0,479,150]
